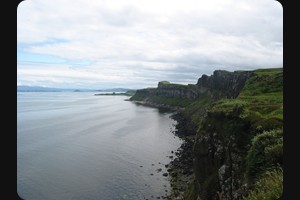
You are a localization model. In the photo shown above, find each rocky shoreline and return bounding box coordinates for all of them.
[166,136,194,199]
[128,100,185,112]
[131,68,283,200]
[164,113,195,200]
[128,99,195,199]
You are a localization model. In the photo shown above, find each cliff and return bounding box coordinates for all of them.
[130,68,283,200]
[196,70,253,98]
[188,68,283,200]
[130,70,253,107]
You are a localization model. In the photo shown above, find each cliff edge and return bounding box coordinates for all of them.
[130,68,283,200]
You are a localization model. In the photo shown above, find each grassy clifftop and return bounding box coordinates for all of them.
[131,68,283,200]
[183,68,283,200]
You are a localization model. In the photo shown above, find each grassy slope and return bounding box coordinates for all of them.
[238,68,283,120]
[183,68,283,200]
[130,84,199,107]
[131,68,283,199]
[239,68,283,199]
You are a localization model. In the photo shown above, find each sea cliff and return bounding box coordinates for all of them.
[129,68,283,200]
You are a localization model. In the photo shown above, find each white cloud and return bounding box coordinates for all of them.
[17,0,283,88]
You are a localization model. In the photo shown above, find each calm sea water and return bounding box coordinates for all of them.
[17,92,182,200]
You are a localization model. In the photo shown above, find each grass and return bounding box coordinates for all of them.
[208,99,247,118]
[184,179,200,200]
[243,168,283,200]
[148,95,196,107]
[238,68,283,120]
[159,81,170,85]
[129,68,284,200]
[125,90,136,96]
[183,93,213,125]
[240,68,282,95]
[189,68,283,199]
[246,129,283,181]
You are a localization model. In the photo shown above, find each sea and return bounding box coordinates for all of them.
[17,92,182,200]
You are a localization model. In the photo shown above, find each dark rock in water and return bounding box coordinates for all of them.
[171,172,178,177]
[152,164,155,166]
[171,151,174,154]
[169,156,173,159]
[158,162,161,164]
[140,165,143,167]
[156,168,162,172]
[163,173,168,176]
[150,173,154,176]
[157,197,160,199]
[165,164,169,168]
[167,168,173,172]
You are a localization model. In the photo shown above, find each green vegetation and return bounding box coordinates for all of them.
[131,95,196,107]
[125,89,136,96]
[183,93,213,128]
[94,89,136,96]
[147,96,195,107]
[243,168,283,200]
[246,129,283,181]
[130,68,283,200]
[184,180,200,200]
[130,83,200,107]
[129,88,156,101]
[159,80,171,85]
[238,68,283,119]
[183,68,283,199]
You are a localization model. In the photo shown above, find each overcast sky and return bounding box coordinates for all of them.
[17,0,282,89]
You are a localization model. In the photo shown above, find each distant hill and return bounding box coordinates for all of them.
[17,86,67,92]
[95,88,130,92]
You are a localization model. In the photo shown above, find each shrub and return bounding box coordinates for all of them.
[246,129,283,180]
[243,168,283,200]
[250,118,283,134]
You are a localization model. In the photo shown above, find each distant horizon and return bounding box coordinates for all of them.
[17,85,135,91]
[17,66,283,90]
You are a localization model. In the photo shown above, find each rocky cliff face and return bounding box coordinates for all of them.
[197,70,253,98]
[131,70,253,104]
[184,69,283,200]
[130,68,283,200]
[193,103,252,200]
[156,82,200,99]
[132,82,200,101]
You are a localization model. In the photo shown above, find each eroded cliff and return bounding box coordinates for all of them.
[130,70,253,107]
[130,68,283,200]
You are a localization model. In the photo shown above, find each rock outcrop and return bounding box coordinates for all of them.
[197,70,253,98]
[130,70,253,106]
[130,68,283,200]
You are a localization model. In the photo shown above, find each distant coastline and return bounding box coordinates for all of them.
[17,86,133,93]
[94,90,136,96]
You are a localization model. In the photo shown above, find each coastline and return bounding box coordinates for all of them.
[165,113,195,199]
[130,100,195,199]
[128,100,185,112]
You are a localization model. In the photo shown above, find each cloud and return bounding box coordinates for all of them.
[17,0,283,89]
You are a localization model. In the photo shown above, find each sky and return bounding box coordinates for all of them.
[17,0,283,89]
